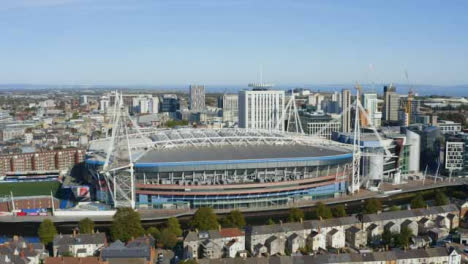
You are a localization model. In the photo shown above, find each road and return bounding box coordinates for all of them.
[0,177,466,223]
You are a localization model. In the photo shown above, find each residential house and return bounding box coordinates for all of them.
[345,226,366,248]
[428,228,449,243]
[410,236,432,249]
[286,234,305,254]
[183,228,245,259]
[306,231,325,252]
[326,229,345,249]
[401,219,418,236]
[0,236,48,264]
[246,216,359,255]
[53,233,106,257]
[418,217,435,234]
[361,204,459,239]
[100,236,154,264]
[44,257,103,264]
[264,236,285,256]
[460,228,468,245]
[197,247,461,264]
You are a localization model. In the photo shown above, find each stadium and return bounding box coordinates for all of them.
[86,128,354,210]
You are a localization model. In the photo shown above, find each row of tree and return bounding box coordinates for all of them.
[38,189,449,248]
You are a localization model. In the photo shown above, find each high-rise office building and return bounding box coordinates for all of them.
[189,85,205,111]
[160,94,180,113]
[362,93,382,128]
[341,89,351,133]
[238,87,284,131]
[79,95,88,105]
[219,94,238,124]
[383,86,400,122]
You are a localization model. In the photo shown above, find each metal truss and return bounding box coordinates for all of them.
[90,127,353,159]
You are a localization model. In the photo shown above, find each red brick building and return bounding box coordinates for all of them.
[0,148,85,176]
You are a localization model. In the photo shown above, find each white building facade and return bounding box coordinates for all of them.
[238,89,285,131]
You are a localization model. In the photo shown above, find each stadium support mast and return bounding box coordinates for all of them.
[279,93,304,134]
[350,84,361,194]
[102,91,136,209]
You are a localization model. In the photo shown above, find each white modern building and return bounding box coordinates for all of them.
[438,120,462,134]
[220,94,238,124]
[238,88,285,131]
[445,141,464,171]
[405,129,421,173]
[189,84,206,111]
[362,93,382,128]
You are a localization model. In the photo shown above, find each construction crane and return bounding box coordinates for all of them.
[401,71,414,126]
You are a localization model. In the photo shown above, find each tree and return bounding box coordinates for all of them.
[396,226,413,249]
[389,205,400,211]
[191,207,219,231]
[315,202,332,219]
[167,217,183,237]
[159,228,178,249]
[288,208,304,222]
[78,218,95,234]
[146,227,160,240]
[381,229,393,248]
[364,199,382,214]
[332,205,347,217]
[223,210,246,229]
[266,218,275,225]
[111,208,145,242]
[410,194,426,209]
[38,219,57,245]
[434,190,449,206]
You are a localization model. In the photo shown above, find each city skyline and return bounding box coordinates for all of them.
[1,0,468,86]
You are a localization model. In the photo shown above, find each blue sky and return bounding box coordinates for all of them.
[1,0,467,86]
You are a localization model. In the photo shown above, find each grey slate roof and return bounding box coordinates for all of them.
[361,204,458,223]
[247,216,360,236]
[53,233,106,246]
[101,240,151,261]
[198,247,455,264]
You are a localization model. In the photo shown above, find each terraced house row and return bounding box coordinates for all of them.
[184,203,466,260]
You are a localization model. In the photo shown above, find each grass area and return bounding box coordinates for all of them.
[0,181,61,197]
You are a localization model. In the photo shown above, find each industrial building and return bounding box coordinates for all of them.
[86,128,353,209]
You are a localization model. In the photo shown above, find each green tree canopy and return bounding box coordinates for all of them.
[434,190,449,206]
[410,194,427,209]
[288,208,304,222]
[223,210,246,229]
[167,217,183,237]
[389,205,400,211]
[159,228,178,249]
[381,228,393,247]
[38,219,57,245]
[364,199,382,214]
[146,226,160,241]
[315,202,332,219]
[332,205,347,218]
[266,218,275,225]
[78,217,95,234]
[111,208,145,242]
[396,226,413,249]
[191,207,219,231]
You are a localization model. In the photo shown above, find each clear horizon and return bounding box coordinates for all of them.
[1,0,468,86]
